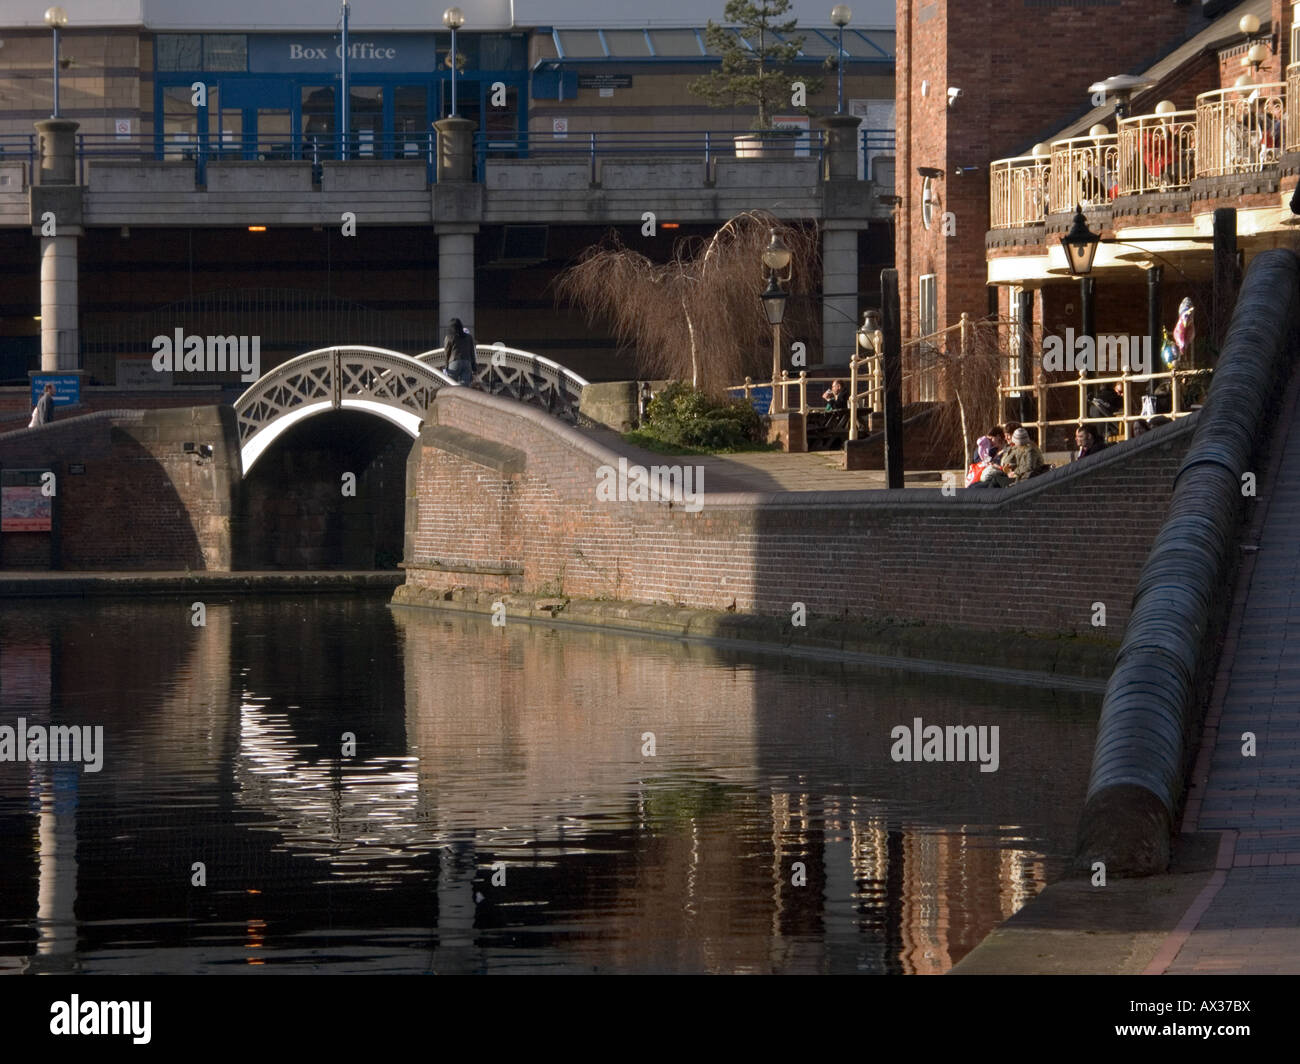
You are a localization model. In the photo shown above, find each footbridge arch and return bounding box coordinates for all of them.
[234,344,588,474]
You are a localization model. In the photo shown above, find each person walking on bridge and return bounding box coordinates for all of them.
[444,318,477,387]
[28,383,55,428]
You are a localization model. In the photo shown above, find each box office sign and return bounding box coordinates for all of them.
[1,470,53,533]
[249,34,439,73]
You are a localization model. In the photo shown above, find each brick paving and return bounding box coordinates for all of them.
[1150,381,1300,976]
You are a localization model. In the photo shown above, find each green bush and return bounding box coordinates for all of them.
[641,381,764,451]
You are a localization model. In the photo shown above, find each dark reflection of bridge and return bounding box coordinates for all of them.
[0,597,1099,974]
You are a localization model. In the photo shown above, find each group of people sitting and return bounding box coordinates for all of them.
[965,416,1174,489]
[965,423,1046,489]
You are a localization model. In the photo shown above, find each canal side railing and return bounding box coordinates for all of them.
[1075,249,1300,877]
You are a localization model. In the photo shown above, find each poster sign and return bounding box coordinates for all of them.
[552,118,568,139]
[31,374,79,409]
[1,470,53,533]
[578,75,632,90]
[117,358,170,389]
[115,118,132,140]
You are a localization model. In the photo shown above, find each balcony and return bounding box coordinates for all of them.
[1116,109,1196,195]
[1195,82,1285,177]
[1049,133,1118,213]
[989,154,1049,229]
[990,82,1295,231]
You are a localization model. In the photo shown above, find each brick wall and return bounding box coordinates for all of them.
[0,406,239,570]
[404,390,1198,637]
[899,0,1199,349]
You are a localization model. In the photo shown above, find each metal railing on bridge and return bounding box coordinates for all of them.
[1,126,897,191]
[416,343,589,424]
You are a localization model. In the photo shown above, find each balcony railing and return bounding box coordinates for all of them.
[1287,63,1300,152]
[1195,82,1285,177]
[1116,110,1196,195]
[1049,133,1118,213]
[989,155,1049,229]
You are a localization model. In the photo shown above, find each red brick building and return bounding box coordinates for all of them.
[896,0,1298,443]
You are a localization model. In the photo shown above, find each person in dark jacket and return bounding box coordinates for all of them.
[1072,423,1106,461]
[444,318,477,386]
[30,383,55,427]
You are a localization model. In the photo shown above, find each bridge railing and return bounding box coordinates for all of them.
[72,131,439,185]
[415,343,589,423]
[0,133,37,186]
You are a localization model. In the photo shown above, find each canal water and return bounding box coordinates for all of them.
[0,593,1100,975]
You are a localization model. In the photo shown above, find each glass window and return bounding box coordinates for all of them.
[394,85,428,157]
[792,30,835,57]
[214,86,242,156]
[162,85,198,156]
[156,35,202,71]
[556,30,606,57]
[348,86,383,157]
[479,34,524,70]
[603,30,650,57]
[650,30,704,57]
[203,35,247,72]
[702,27,747,57]
[846,30,894,59]
[302,85,335,141]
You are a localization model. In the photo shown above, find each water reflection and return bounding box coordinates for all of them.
[0,596,1099,974]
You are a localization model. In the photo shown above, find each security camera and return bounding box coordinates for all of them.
[947,87,963,106]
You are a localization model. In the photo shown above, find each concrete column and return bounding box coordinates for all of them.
[822,223,859,367]
[820,113,863,183]
[433,117,477,183]
[33,118,81,372]
[40,236,79,371]
[436,225,478,336]
[34,118,78,186]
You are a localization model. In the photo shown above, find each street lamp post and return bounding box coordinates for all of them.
[760,230,793,415]
[850,309,881,441]
[1061,204,1102,428]
[831,5,852,115]
[443,7,465,118]
[45,6,68,119]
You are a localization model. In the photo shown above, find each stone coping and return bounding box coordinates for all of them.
[432,387,1198,510]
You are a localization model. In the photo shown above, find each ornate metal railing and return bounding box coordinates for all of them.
[1195,82,1285,177]
[1117,110,1197,195]
[1287,64,1300,153]
[233,345,451,470]
[415,343,589,424]
[1049,133,1119,212]
[989,155,1050,229]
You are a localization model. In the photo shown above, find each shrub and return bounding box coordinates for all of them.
[642,381,764,450]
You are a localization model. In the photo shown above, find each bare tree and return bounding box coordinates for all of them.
[555,210,820,395]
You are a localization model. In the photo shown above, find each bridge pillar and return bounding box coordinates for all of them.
[822,222,859,368]
[31,120,83,373]
[437,224,478,336]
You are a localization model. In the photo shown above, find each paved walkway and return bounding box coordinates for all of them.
[1143,373,1300,976]
[578,425,1074,493]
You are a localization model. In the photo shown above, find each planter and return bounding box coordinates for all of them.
[734,130,802,158]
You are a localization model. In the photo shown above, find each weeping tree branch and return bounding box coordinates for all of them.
[555,209,820,395]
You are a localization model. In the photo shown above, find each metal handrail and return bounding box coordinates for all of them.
[1049,133,1119,213]
[1116,110,1196,195]
[1195,82,1285,177]
[999,362,1204,450]
[1287,63,1300,153]
[989,155,1050,229]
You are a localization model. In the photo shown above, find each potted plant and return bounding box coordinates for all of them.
[689,0,821,157]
